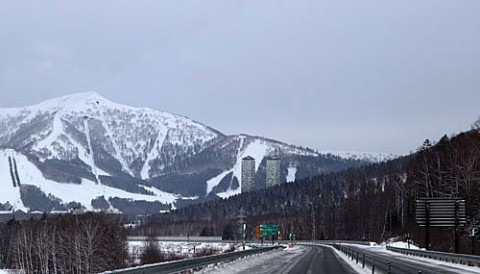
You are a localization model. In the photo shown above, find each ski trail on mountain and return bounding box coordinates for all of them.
[233,136,245,190]
[84,118,101,184]
[140,126,168,180]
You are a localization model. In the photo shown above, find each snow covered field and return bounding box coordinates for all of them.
[0,149,181,212]
[128,240,233,264]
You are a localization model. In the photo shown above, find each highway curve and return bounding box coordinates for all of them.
[235,245,357,274]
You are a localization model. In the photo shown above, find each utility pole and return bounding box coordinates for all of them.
[472,228,477,255]
[237,208,246,250]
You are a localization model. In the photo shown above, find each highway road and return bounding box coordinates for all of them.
[346,244,480,274]
[202,245,357,274]
[283,245,358,274]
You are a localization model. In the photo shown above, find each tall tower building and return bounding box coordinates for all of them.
[241,156,255,193]
[266,157,281,188]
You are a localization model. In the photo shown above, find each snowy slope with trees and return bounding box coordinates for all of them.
[0,148,179,212]
[320,150,398,163]
[0,92,366,213]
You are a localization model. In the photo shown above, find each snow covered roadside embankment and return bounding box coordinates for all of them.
[327,244,371,274]
[128,240,234,265]
[116,242,280,274]
[342,241,480,273]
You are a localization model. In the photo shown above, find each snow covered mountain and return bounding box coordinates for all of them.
[320,150,399,163]
[0,92,220,179]
[0,92,365,214]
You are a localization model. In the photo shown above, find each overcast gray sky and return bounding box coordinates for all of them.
[1,0,479,155]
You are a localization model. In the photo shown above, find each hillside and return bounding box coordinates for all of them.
[137,129,480,254]
[0,92,365,213]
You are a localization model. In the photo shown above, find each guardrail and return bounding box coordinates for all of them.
[102,246,282,274]
[387,246,480,267]
[127,236,223,242]
[333,243,384,273]
[127,237,371,246]
[333,243,480,274]
[296,240,371,246]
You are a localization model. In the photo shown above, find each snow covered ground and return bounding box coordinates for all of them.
[344,241,480,273]
[0,149,181,212]
[128,240,233,264]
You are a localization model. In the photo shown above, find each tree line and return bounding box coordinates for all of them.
[132,128,480,254]
[0,213,128,273]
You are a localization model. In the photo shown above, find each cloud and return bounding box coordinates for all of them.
[0,0,479,154]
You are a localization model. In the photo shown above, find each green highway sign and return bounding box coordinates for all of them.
[259,224,278,237]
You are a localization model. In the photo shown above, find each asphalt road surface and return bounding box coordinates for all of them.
[347,244,479,274]
[233,245,357,274]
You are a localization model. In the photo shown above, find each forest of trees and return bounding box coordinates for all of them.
[131,129,480,254]
[0,213,128,273]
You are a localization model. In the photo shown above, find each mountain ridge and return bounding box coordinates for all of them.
[0,92,373,214]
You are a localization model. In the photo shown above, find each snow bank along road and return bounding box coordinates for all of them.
[346,244,480,274]
[201,244,357,274]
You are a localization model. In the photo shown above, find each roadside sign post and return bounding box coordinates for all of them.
[242,224,246,250]
[472,228,477,255]
[237,208,246,247]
